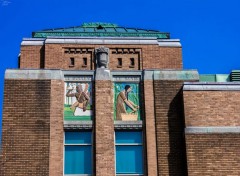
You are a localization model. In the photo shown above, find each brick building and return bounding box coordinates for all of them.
[0,22,239,176]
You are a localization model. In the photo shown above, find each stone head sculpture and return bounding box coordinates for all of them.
[95,46,109,68]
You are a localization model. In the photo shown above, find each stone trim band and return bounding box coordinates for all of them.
[185,127,240,134]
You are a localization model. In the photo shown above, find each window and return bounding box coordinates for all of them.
[117,58,122,67]
[70,57,75,67]
[130,58,135,67]
[83,57,87,67]
[64,131,92,175]
[115,131,144,175]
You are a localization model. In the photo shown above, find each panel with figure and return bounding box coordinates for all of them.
[114,83,140,121]
[64,82,93,121]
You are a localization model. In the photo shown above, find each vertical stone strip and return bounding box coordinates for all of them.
[144,71,158,176]
[95,68,115,176]
[49,79,64,176]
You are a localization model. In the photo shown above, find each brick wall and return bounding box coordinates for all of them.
[20,44,182,70]
[184,91,240,126]
[186,134,240,176]
[109,49,141,70]
[158,47,182,69]
[95,80,115,176]
[1,79,51,175]
[49,80,64,176]
[154,80,188,176]
[144,80,158,176]
[20,45,44,69]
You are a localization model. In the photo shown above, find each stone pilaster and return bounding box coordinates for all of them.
[95,68,115,176]
[143,70,158,176]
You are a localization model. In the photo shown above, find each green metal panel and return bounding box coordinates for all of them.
[32,22,170,39]
[199,74,216,82]
[216,74,230,82]
[200,74,230,82]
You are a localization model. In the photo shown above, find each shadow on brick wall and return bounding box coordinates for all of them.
[167,88,188,176]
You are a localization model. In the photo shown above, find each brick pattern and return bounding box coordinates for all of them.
[95,80,115,176]
[184,91,240,126]
[186,134,240,176]
[63,48,94,70]
[20,44,183,70]
[144,80,158,176]
[20,45,44,69]
[49,80,64,176]
[1,79,51,176]
[154,80,188,176]
[109,53,140,70]
[158,47,182,69]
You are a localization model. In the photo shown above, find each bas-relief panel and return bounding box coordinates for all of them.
[114,83,141,121]
[64,82,93,121]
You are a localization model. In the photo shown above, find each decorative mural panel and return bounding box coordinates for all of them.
[114,83,140,121]
[64,82,93,121]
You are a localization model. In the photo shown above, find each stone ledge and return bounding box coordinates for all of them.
[158,39,181,47]
[95,68,111,80]
[21,38,45,46]
[144,70,199,81]
[45,38,159,45]
[63,70,95,76]
[184,82,240,91]
[64,121,93,130]
[5,69,63,80]
[185,127,240,134]
[114,121,143,130]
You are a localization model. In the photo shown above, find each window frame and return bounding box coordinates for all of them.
[117,58,123,68]
[69,57,75,67]
[82,57,88,67]
[115,130,145,176]
[129,58,135,68]
[64,131,93,176]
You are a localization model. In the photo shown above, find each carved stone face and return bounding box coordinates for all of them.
[95,47,109,68]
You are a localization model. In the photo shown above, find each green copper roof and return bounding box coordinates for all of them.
[32,22,170,39]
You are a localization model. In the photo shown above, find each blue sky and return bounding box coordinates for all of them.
[0,0,240,138]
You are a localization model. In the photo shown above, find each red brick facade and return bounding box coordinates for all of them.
[49,80,64,176]
[184,91,240,127]
[154,80,188,176]
[186,134,240,176]
[95,80,115,176]
[20,45,45,69]
[184,88,240,176]
[1,80,51,175]
[20,44,183,70]
[144,80,158,176]
[1,27,239,176]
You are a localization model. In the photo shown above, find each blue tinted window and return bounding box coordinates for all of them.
[64,132,92,175]
[115,131,142,144]
[115,131,144,175]
[65,132,91,144]
[116,146,143,174]
[65,146,92,174]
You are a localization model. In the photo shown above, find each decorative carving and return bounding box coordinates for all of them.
[112,76,141,82]
[64,76,93,81]
[111,48,141,54]
[95,46,109,68]
[64,48,93,54]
